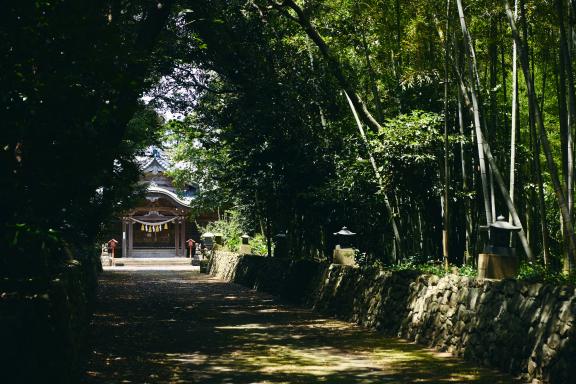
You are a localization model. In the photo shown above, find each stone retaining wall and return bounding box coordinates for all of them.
[210,252,576,383]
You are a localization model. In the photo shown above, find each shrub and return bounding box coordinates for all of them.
[199,210,243,252]
[250,234,269,256]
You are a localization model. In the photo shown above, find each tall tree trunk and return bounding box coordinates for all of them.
[569,1,576,221]
[344,91,403,260]
[266,216,272,257]
[490,165,496,222]
[505,0,576,272]
[395,0,403,112]
[501,20,510,141]
[255,190,266,236]
[305,42,329,135]
[533,102,552,266]
[454,68,534,259]
[537,53,551,265]
[558,0,570,204]
[458,89,473,264]
[354,3,385,121]
[442,0,451,270]
[558,0,576,271]
[456,0,533,259]
[509,0,519,226]
[456,0,493,225]
[360,32,384,120]
[488,18,499,230]
[560,0,575,219]
[558,12,571,268]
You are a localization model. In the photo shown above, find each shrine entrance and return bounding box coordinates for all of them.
[121,189,194,258]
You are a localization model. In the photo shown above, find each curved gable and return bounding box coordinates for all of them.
[147,185,192,208]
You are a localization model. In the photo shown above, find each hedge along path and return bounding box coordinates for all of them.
[84,270,520,383]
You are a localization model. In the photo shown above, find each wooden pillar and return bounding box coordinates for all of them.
[180,218,186,257]
[122,219,127,258]
[174,219,180,256]
[128,220,134,258]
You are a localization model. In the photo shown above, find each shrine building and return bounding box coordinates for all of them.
[117,147,208,258]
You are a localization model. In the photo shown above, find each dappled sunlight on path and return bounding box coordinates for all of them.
[84,271,520,383]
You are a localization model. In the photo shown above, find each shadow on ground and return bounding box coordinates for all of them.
[84,271,522,383]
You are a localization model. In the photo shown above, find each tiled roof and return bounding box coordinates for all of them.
[137,146,171,171]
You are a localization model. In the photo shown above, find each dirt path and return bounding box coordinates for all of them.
[84,270,520,383]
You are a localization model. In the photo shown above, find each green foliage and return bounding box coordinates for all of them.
[457,264,478,278]
[354,249,369,267]
[388,258,477,278]
[197,210,270,255]
[2,223,67,277]
[199,210,244,252]
[371,110,445,197]
[375,111,444,164]
[250,234,270,256]
[517,261,575,285]
[390,260,448,277]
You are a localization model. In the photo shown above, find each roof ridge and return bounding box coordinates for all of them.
[138,146,171,171]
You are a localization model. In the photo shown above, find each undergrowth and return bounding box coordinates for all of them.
[387,259,478,277]
[517,261,576,285]
[381,259,575,285]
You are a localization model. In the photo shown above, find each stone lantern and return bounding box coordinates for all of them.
[239,234,252,255]
[214,233,224,246]
[478,215,521,279]
[201,232,214,250]
[273,233,288,258]
[333,227,357,266]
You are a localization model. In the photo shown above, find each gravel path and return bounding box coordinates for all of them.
[84,270,520,383]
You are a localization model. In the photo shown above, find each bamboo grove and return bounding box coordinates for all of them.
[156,0,576,276]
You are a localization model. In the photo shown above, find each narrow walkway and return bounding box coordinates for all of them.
[84,271,519,383]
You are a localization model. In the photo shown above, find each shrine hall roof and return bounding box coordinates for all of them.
[147,184,193,208]
[134,146,195,208]
[136,146,171,171]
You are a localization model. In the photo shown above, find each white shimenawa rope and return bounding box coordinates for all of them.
[129,216,179,226]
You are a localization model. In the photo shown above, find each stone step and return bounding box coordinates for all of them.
[130,248,182,258]
[113,257,193,266]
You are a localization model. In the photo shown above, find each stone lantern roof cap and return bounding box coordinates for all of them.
[334,227,356,236]
[201,232,215,238]
[490,215,521,231]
